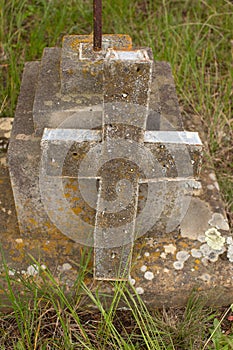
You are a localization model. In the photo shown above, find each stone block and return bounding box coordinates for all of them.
[60,34,132,95]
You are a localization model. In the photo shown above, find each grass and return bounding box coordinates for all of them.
[0,251,232,350]
[0,0,233,349]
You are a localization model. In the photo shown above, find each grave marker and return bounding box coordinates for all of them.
[8,33,203,280]
[2,2,231,306]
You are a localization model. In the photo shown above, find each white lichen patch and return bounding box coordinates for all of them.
[208,213,229,231]
[160,252,167,259]
[173,251,190,270]
[136,287,144,295]
[200,242,225,263]
[128,276,135,286]
[140,265,147,272]
[200,243,212,256]
[205,228,225,250]
[173,261,184,270]
[185,180,202,190]
[27,264,39,276]
[144,271,154,280]
[227,244,233,262]
[176,251,190,262]
[226,237,233,245]
[197,235,206,243]
[22,264,46,274]
[201,257,209,266]
[164,244,176,255]
[198,273,211,282]
[191,249,202,258]
[61,263,72,271]
[207,251,219,263]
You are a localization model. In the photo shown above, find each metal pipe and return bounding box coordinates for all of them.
[93,0,102,51]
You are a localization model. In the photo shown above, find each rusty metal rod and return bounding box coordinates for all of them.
[93,0,102,51]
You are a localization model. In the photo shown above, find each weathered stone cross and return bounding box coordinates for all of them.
[39,34,202,280]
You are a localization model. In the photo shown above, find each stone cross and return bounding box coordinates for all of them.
[38,35,202,280]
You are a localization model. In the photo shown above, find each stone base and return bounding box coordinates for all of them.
[1,133,232,307]
[1,145,232,307]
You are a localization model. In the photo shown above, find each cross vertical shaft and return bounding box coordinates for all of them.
[94,49,153,280]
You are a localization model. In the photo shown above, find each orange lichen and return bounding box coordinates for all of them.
[179,242,189,248]
[72,206,82,215]
[151,251,161,259]
[65,34,132,52]
[15,241,24,248]
[28,218,39,226]
[42,240,58,254]
[67,68,74,75]
[69,35,91,50]
[64,182,78,192]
